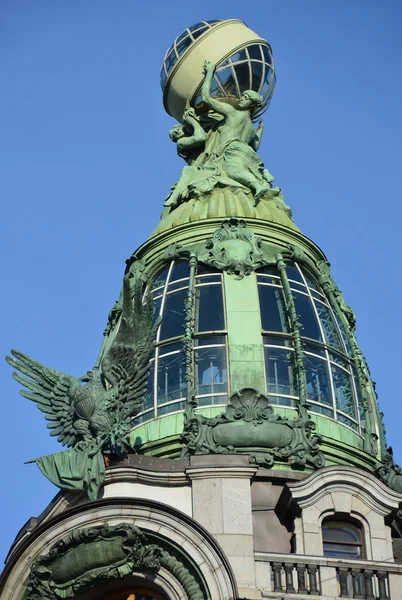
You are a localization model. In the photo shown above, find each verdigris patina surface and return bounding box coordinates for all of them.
[6,274,159,499]
[153,60,295,235]
[23,524,161,600]
[23,523,207,600]
[181,388,325,469]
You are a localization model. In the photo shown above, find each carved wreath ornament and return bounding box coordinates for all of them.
[203,218,266,279]
[23,524,161,600]
[182,388,325,469]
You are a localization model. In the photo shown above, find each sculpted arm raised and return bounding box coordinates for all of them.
[251,119,264,151]
[201,60,235,117]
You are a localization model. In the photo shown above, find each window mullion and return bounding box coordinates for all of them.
[276,254,308,418]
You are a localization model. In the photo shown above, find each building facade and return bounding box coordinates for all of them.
[2,19,402,600]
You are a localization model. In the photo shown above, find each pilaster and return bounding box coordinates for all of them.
[186,455,259,598]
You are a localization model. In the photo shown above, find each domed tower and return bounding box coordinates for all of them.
[3,19,402,600]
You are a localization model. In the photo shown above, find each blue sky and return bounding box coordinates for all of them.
[1,0,401,564]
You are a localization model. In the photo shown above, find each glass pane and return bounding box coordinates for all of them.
[250,61,263,92]
[194,335,226,346]
[195,346,227,396]
[304,342,326,357]
[262,45,273,65]
[333,310,352,355]
[159,289,186,340]
[258,285,288,332]
[269,395,294,407]
[157,352,186,404]
[323,523,361,544]
[152,296,162,326]
[176,36,192,57]
[329,352,350,369]
[216,67,238,96]
[133,409,154,425]
[305,354,332,405]
[231,48,248,63]
[195,284,224,332]
[191,26,207,40]
[195,275,221,284]
[235,62,252,92]
[315,301,344,351]
[196,264,220,276]
[151,265,171,291]
[263,335,292,347]
[300,266,320,290]
[197,395,228,406]
[248,44,263,60]
[308,402,333,418]
[158,341,183,355]
[264,347,297,396]
[257,265,280,277]
[158,400,186,416]
[337,412,358,431]
[331,364,357,419]
[165,51,178,74]
[323,542,361,559]
[170,260,190,282]
[286,262,304,282]
[260,66,272,98]
[189,21,204,32]
[293,292,323,341]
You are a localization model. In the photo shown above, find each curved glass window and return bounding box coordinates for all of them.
[322,518,364,559]
[257,263,365,433]
[193,41,276,120]
[134,261,228,424]
[160,20,222,88]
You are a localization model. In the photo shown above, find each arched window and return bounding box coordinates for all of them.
[257,262,366,434]
[322,517,364,559]
[134,260,228,424]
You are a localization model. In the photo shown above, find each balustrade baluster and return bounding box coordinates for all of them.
[351,569,363,599]
[377,571,389,600]
[272,562,283,592]
[284,563,295,593]
[363,570,375,600]
[339,568,349,597]
[307,564,320,595]
[296,565,307,594]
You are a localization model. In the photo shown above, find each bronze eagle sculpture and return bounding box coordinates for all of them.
[6,275,159,499]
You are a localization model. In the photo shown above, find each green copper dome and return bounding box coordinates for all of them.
[112,216,384,477]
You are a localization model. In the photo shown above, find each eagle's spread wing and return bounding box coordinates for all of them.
[102,275,160,419]
[6,350,78,447]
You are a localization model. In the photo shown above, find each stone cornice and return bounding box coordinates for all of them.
[287,465,402,516]
[105,465,189,486]
[186,465,258,480]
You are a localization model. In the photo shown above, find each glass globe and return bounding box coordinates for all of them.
[160,20,276,121]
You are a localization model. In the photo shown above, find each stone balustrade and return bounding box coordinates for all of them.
[255,552,402,599]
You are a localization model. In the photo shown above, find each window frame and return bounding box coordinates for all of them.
[321,515,365,560]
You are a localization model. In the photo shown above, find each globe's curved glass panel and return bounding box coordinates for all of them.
[192,42,276,120]
[257,262,366,433]
[160,20,222,88]
[134,261,228,424]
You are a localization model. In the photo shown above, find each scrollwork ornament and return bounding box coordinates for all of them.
[200,218,266,279]
[181,387,325,469]
[23,524,161,600]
